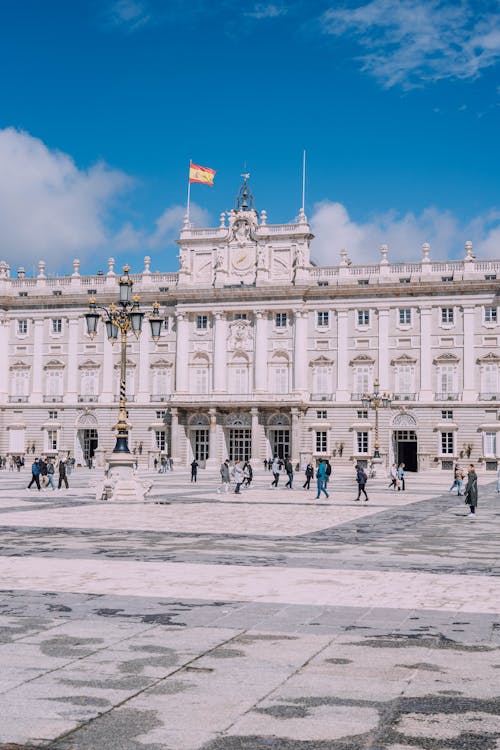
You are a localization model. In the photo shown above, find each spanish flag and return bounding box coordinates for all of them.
[189,163,216,186]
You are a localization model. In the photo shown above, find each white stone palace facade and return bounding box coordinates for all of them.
[0,179,499,472]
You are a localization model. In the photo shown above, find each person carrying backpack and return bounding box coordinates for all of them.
[46,459,56,490]
[355,464,369,502]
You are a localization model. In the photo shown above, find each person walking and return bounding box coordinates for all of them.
[325,459,332,489]
[232,460,245,494]
[46,459,56,490]
[464,464,478,516]
[388,463,398,490]
[303,461,314,489]
[243,461,253,488]
[271,456,280,488]
[27,459,41,491]
[217,459,231,493]
[496,466,500,493]
[315,459,329,499]
[449,463,464,495]
[58,459,69,489]
[284,457,294,489]
[397,463,405,491]
[355,464,369,502]
[39,457,48,489]
[190,459,199,483]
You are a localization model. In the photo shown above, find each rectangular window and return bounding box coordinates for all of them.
[235,313,247,320]
[439,365,455,394]
[317,311,329,327]
[46,429,58,451]
[357,310,370,326]
[483,432,497,457]
[155,430,167,451]
[484,306,498,323]
[194,367,209,394]
[441,432,454,454]
[396,365,414,394]
[441,308,454,324]
[357,431,369,454]
[46,370,63,397]
[48,410,58,420]
[275,312,287,328]
[316,410,327,419]
[313,365,331,394]
[315,431,327,453]
[441,410,453,420]
[399,308,411,325]
[357,410,368,420]
[17,320,28,335]
[155,410,167,420]
[196,315,208,330]
[481,364,498,394]
[354,366,371,394]
[163,317,169,331]
[51,319,62,334]
[233,366,248,394]
[272,366,288,394]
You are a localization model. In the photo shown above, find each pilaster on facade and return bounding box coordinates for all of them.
[419,307,433,401]
[254,310,268,393]
[31,319,44,404]
[462,305,477,402]
[213,311,227,393]
[377,308,390,392]
[336,310,350,402]
[174,312,189,393]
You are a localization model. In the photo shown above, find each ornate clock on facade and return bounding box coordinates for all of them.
[232,249,253,271]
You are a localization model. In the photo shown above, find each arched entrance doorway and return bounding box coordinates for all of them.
[224,412,251,462]
[391,411,418,472]
[267,413,290,459]
[188,413,210,468]
[75,412,99,467]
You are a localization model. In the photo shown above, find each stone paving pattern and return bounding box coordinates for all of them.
[0,467,499,749]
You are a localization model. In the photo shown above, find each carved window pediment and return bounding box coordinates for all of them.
[79,359,100,370]
[433,353,460,364]
[10,360,30,371]
[391,353,417,366]
[151,358,173,369]
[309,355,334,367]
[44,359,65,370]
[477,352,500,364]
[391,410,417,428]
[189,413,210,426]
[114,359,136,369]
[350,354,375,366]
[268,412,290,426]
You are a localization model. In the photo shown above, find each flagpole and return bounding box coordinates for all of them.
[186,159,192,225]
[301,149,306,212]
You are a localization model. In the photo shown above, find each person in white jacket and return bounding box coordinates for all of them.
[232,460,245,494]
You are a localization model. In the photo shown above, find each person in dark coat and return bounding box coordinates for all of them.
[28,459,41,491]
[464,464,478,516]
[303,462,314,489]
[355,464,369,502]
[190,460,199,482]
[58,459,69,489]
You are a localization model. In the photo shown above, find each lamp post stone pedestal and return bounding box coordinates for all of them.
[85,266,163,503]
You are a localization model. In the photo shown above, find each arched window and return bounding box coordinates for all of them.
[190,353,210,394]
[270,352,289,394]
[229,352,250,394]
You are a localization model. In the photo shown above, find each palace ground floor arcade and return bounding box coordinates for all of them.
[1,403,499,473]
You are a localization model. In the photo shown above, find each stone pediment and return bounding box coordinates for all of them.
[10,360,30,370]
[477,351,500,364]
[391,353,417,366]
[44,359,65,370]
[349,354,375,365]
[79,359,100,370]
[433,353,460,364]
[151,358,173,368]
[309,355,334,367]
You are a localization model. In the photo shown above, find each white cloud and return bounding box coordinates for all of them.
[0,127,213,272]
[244,4,288,19]
[107,0,152,31]
[0,127,132,270]
[310,200,500,264]
[320,0,500,88]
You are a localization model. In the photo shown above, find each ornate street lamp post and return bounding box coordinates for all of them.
[85,266,163,456]
[361,378,392,459]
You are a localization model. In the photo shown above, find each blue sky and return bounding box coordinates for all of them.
[0,0,499,274]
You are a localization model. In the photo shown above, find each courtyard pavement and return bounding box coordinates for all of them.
[0,466,499,749]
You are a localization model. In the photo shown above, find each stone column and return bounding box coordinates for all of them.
[291,407,300,460]
[175,312,189,393]
[462,305,476,402]
[378,308,390,392]
[31,319,44,403]
[254,311,267,392]
[419,307,433,401]
[101,329,114,402]
[0,318,9,403]
[213,311,227,393]
[251,407,260,461]
[336,310,349,402]
[170,407,180,464]
[206,407,218,470]
[138,326,151,404]
[65,318,79,402]
[293,310,308,393]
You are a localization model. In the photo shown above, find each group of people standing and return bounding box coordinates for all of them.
[27,457,69,491]
[388,463,406,491]
[450,462,479,516]
[217,459,253,494]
